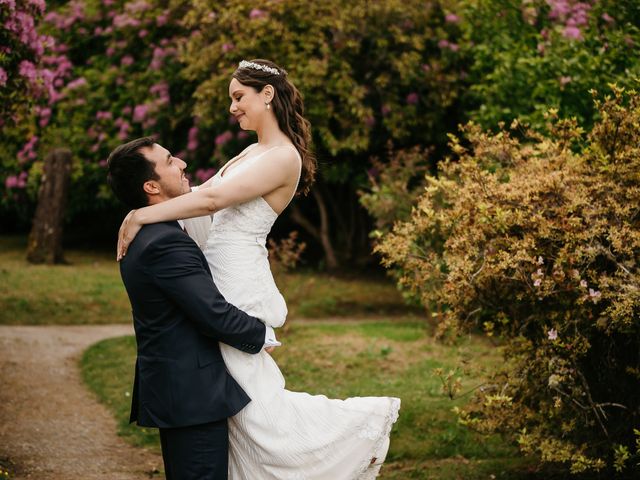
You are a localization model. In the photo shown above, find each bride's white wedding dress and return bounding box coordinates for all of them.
[185,145,400,479]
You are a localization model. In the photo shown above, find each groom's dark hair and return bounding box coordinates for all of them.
[107,137,159,209]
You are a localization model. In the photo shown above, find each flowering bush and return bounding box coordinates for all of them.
[458,0,640,130]
[375,86,640,475]
[2,0,466,261]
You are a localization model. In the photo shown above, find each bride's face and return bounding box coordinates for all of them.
[228,78,270,131]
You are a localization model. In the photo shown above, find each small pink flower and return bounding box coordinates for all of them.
[133,104,149,123]
[215,130,233,146]
[563,26,582,40]
[121,55,134,66]
[0,67,7,87]
[445,13,459,23]
[534,278,542,287]
[381,105,391,116]
[589,288,602,303]
[547,328,558,341]
[66,77,87,90]
[601,13,614,23]
[249,8,267,19]
[237,131,249,140]
[221,42,234,53]
[560,76,572,86]
[195,167,216,183]
[580,279,588,288]
[406,92,419,105]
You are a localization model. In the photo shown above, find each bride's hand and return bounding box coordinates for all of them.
[117,210,141,261]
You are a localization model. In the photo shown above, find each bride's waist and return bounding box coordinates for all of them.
[207,232,267,245]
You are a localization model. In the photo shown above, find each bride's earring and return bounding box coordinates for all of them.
[265,102,271,110]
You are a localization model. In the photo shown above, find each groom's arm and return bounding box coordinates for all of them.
[142,229,269,354]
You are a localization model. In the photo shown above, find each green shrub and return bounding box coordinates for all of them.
[459,0,640,130]
[375,86,640,475]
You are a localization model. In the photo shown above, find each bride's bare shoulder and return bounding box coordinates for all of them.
[262,145,301,171]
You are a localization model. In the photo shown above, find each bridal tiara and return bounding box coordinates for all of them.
[238,60,281,76]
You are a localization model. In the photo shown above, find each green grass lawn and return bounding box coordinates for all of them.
[82,320,537,479]
[0,235,420,325]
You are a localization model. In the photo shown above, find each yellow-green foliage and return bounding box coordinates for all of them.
[376,86,640,475]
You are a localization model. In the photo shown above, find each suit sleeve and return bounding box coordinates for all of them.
[142,230,266,354]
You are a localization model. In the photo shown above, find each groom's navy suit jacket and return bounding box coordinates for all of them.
[119,221,266,429]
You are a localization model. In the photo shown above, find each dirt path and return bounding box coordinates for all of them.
[0,325,162,480]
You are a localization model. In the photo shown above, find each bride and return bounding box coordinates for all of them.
[117,59,400,479]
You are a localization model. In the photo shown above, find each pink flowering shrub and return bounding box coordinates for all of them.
[375,87,640,475]
[0,0,213,223]
[458,0,640,130]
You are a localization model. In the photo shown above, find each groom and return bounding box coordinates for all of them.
[107,137,278,480]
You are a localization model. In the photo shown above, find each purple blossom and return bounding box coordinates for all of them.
[121,55,134,66]
[133,104,149,123]
[18,60,38,81]
[547,328,558,341]
[215,130,233,146]
[249,8,268,19]
[5,175,19,189]
[445,13,460,23]
[0,68,7,87]
[438,39,450,49]
[5,171,28,189]
[221,42,234,53]
[156,11,169,26]
[195,167,216,183]
[406,92,419,105]
[17,136,38,164]
[66,77,87,90]
[113,14,141,29]
[563,26,582,40]
[117,120,131,141]
[589,288,602,303]
[187,126,199,151]
[150,47,166,70]
[96,111,112,121]
[602,13,614,23]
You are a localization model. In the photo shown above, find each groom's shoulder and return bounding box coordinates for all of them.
[131,222,191,254]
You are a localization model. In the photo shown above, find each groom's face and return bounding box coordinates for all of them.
[140,143,190,202]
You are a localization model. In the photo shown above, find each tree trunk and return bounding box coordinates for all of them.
[26,148,72,264]
[289,188,339,270]
[312,188,339,270]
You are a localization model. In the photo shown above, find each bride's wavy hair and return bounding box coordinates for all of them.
[233,59,316,195]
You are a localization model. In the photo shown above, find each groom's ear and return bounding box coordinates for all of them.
[143,180,161,196]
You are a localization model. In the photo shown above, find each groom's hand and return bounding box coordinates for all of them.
[265,346,276,354]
